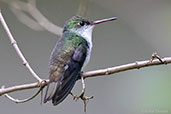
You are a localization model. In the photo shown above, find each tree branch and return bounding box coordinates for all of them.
[0,81,47,96]
[82,56,169,78]
[0,10,42,82]
[1,85,43,103]
[0,56,170,96]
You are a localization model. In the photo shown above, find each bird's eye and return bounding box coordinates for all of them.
[78,21,85,26]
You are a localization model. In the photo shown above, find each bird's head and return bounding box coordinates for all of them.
[63,15,117,40]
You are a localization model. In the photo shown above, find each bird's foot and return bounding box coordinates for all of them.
[70,92,93,112]
[70,75,93,112]
[70,91,93,101]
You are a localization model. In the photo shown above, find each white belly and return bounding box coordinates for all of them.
[83,42,93,68]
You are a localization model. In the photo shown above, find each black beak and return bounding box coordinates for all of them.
[91,17,117,25]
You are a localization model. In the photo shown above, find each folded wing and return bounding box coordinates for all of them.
[44,44,87,105]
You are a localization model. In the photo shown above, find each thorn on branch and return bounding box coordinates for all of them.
[149,52,167,64]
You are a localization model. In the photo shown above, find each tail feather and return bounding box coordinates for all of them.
[44,82,59,103]
[52,70,79,105]
[44,46,85,105]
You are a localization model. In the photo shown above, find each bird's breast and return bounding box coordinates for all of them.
[83,41,93,68]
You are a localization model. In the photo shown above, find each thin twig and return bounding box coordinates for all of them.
[77,0,89,17]
[0,56,170,96]
[0,80,48,96]
[1,85,43,103]
[1,0,63,36]
[0,10,42,82]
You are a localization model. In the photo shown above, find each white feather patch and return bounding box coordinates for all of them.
[72,25,94,68]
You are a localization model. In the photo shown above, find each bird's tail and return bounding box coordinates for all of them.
[51,71,79,105]
[44,62,82,105]
[44,81,59,103]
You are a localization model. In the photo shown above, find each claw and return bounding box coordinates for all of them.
[71,91,93,101]
[70,76,93,112]
[70,91,93,112]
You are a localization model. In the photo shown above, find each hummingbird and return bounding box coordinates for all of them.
[44,16,117,105]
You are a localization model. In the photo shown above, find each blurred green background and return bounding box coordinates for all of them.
[0,0,171,114]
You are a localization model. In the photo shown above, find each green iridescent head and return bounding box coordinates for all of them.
[63,16,92,32]
[63,16,117,33]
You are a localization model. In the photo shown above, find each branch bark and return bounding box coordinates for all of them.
[0,9,42,82]
[0,56,170,96]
